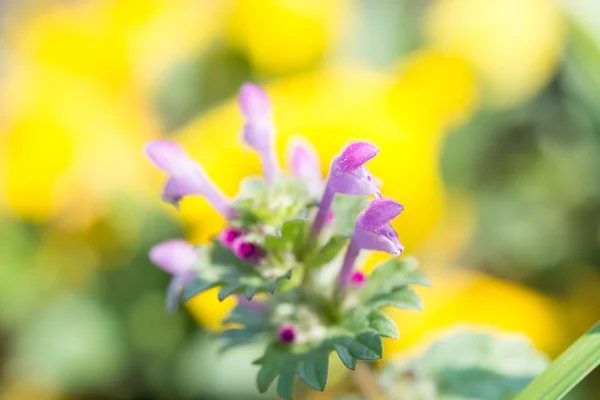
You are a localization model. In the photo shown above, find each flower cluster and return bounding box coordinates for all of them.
[145,83,428,399]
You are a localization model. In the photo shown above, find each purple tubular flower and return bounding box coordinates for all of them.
[286,135,323,195]
[278,325,297,344]
[339,198,404,287]
[144,140,230,216]
[239,83,280,183]
[232,236,264,263]
[149,239,199,312]
[310,141,381,241]
[219,227,243,249]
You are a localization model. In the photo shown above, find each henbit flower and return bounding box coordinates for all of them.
[219,227,243,249]
[232,236,265,263]
[149,239,199,312]
[239,83,280,184]
[339,198,404,287]
[310,141,381,241]
[144,140,230,216]
[278,325,297,344]
[286,135,323,195]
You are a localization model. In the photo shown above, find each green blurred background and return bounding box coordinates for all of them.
[0,0,599,399]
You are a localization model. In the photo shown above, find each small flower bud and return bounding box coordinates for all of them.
[232,237,264,263]
[278,325,297,344]
[351,271,366,286]
[219,227,243,249]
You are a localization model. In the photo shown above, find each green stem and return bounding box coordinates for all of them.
[353,361,390,400]
[515,321,600,400]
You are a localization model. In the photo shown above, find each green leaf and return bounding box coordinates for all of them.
[282,219,308,258]
[182,278,219,302]
[332,194,370,236]
[263,234,286,252]
[515,322,600,400]
[307,235,349,269]
[244,285,258,300]
[223,304,263,328]
[380,329,549,400]
[277,361,297,400]
[333,332,383,362]
[297,351,329,391]
[257,363,279,393]
[368,311,399,340]
[333,343,356,370]
[218,283,242,301]
[367,286,423,311]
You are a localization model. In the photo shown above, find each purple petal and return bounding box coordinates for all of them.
[239,83,271,121]
[337,142,379,172]
[329,164,380,196]
[165,271,197,313]
[144,140,190,175]
[149,239,198,275]
[359,198,404,231]
[353,224,404,256]
[286,136,322,193]
[162,175,203,206]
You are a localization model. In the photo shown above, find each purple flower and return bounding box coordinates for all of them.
[232,236,264,263]
[239,83,280,183]
[144,140,230,216]
[310,141,381,241]
[278,325,297,344]
[339,198,404,287]
[286,135,323,195]
[219,227,243,249]
[149,239,199,312]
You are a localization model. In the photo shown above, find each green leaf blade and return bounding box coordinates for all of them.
[515,321,600,400]
[368,311,399,340]
[297,352,329,392]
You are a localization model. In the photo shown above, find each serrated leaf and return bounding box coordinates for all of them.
[334,332,382,361]
[333,343,356,370]
[257,363,279,393]
[297,351,329,391]
[218,282,242,301]
[367,286,423,311]
[244,285,258,300]
[210,241,255,270]
[307,235,349,269]
[220,328,260,344]
[350,331,383,360]
[368,311,399,339]
[182,278,219,302]
[223,304,263,328]
[277,361,297,400]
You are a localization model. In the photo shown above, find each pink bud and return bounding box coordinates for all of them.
[351,271,366,286]
[232,237,264,263]
[278,325,297,344]
[219,227,243,249]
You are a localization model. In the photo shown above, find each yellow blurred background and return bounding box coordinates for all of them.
[0,0,599,399]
